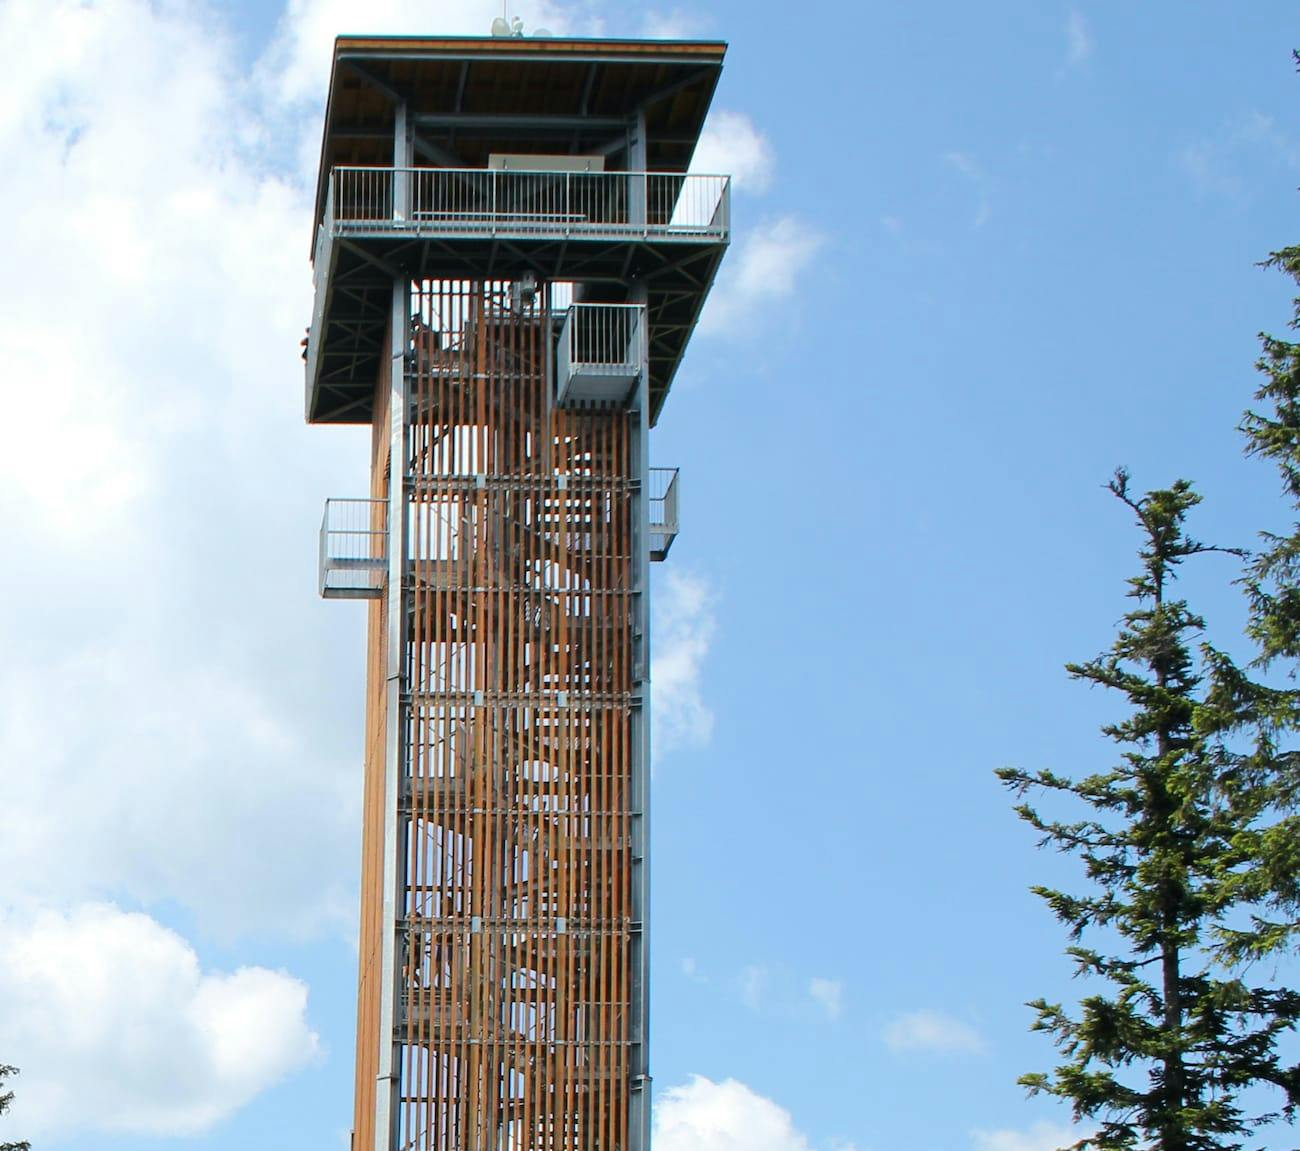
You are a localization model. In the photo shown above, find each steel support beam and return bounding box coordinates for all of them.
[374,275,409,1151]
[413,112,630,131]
[342,59,406,107]
[627,277,652,1151]
[625,109,653,1151]
[374,101,412,1151]
[393,102,410,221]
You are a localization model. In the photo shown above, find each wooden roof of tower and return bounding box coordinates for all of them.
[313,35,728,242]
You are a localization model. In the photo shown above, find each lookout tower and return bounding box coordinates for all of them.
[305,33,729,1151]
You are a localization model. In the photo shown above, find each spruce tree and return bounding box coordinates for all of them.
[0,1064,29,1151]
[998,471,1300,1151]
[1242,243,1300,671]
[1221,242,1300,966]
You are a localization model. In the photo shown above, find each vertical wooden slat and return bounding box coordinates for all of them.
[367,277,639,1151]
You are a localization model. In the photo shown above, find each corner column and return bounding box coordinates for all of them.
[627,279,653,1151]
[375,100,412,1151]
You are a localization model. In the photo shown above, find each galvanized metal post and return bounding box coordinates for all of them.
[628,107,647,230]
[626,102,653,1151]
[375,276,409,1151]
[393,101,410,221]
[627,278,653,1151]
[374,102,411,1151]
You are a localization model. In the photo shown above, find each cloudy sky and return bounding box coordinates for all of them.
[0,2,1298,1150]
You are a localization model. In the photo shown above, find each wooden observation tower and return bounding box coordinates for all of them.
[305,32,729,1151]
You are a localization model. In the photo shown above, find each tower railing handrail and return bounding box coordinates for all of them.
[561,302,644,378]
[327,166,730,241]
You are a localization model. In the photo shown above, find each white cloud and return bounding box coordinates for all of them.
[689,110,822,341]
[699,215,824,336]
[0,904,319,1138]
[809,976,844,1020]
[688,103,825,350]
[0,649,359,939]
[655,1076,836,1151]
[0,0,372,943]
[682,956,707,981]
[692,109,776,193]
[0,0,316,537]
[0,0,278,541]
[883,1009,987,1055]
[652,568,719,758]
[973,1122,1081,1151]
[1064,10,1092,69]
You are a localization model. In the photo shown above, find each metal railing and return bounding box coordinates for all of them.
[562,303,642,374]
[328,167,730,241]
[320,498,388,599]
[648,468,679,562]
[556,303,644,407]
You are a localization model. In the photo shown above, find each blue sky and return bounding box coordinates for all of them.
[0,3,1298,1151]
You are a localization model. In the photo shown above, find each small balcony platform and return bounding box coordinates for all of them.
[320,499,387,599]
[649,468,679,562]
[557,303,644,408]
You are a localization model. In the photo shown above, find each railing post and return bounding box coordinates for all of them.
[393,103,410,222]
[319,504,329,597]
[628,107,648,233]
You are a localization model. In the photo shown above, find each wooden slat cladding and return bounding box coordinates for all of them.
[353,319,396,1151]
[374,278,636,1151]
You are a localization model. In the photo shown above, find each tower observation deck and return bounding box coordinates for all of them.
[304,33,729,1151]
